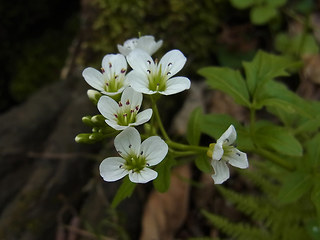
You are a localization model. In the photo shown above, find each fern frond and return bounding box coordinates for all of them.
[202,210,271,240]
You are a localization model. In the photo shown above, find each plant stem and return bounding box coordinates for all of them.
[167,140,208,153]
[150,95,170,141]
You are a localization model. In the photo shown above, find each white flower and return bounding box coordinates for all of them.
[82,54,129,96]
[97,87,152,130]
[117,35,163,56]
[99,127,168,183]
[209,125,249,184]
[126,49,191,95]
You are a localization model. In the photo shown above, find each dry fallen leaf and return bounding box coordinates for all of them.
[140,164,191,240]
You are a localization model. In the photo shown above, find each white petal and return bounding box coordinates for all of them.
[102,54,127,76]
[212,142,224,161]
[121,87,142,109]
[211,160,230,184]
[117,44,131,56]
[225,148,249,169]
[128,168,158,183]
[127,49,154,75]
[99,157,128,182]
[140,136,168,166]
[136,36,163,55]
[105,119,128,131]
[82,67,105,91]
[114,127,141,158]
[128,71,154,94]
[134,109,153,126]
[162,77,191,95]
[217,125,237,146]
[97,96,119,120]
[159,49,186,76]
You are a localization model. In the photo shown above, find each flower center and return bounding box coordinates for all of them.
[114,100,139,126]
[102,66,127,93]
[122,152,147,173]
[146,61,172,92]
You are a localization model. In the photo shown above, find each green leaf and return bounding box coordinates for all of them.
[242,50,299,97]
[254,122,303,156]
[250,5,277,25]
[187,107,202,145]
[195,153,212,173]
[153,154,176,192]
[198,67,250,107]
[257,80,313,118]
[278,171,312,204]
[199,114,240,140]
[230,0,255,9]
[111,176,136,208]
[306,133,320,168]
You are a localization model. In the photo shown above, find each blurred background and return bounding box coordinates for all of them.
[0,0,319,239]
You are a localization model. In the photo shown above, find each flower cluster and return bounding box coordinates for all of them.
[79,35,249,185]
[81,35,191,183]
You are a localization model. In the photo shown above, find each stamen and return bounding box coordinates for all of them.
[135,105,139,111]
[155,58,158,64]
[140,151,143,155]
[147,60,151,64]
[118,102,123,107]
[109,62,112,68]
[126,100,130,105]
[167,71,171,75]
[119,164,123,168]
[115,75,118,79]
[106,82,109,86]
[168,63,172,67]
[117,150,122,154]
[129,144,132,148]
[121,68,126,73]
[114,114,118,118]
[236,152,241,156]
[101,68,105,73]
[146,163,150,167]
[147,70,151,74]
[131,109,134,113]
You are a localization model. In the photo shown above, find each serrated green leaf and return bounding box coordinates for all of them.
[254,122,303,156]
[187,107,202,145]
[198,67,250,107]
[278,171,312,204]
[250,5,277,25]
[257,80,313,118]
[153,154,176,192]
[242,50,299,97]
[195,153,212,173]
[111,176,136,208]
[230,0,255,9]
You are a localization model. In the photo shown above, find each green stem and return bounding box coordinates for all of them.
[254,148,295,171]
[150,95,170,141]
[167,140,208,153]
[169,149,199,157]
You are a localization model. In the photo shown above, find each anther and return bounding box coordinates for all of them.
[147,60,151,64]
[114,114,118,118]
[101,68,105,73]
[109,62,112,68]
[106,82,109,86]
[126,100,130,105]
[129,144,132,148]
[146,163,150,167]
[236,152,241,156]
[147,70,151,74]
[168,63,172,67]
[119,164,123,168]
[140,151,143,155]
[121,68,126,73]
[118,102,123,107]
[115,75,118,79]
[167,71,171,75]
[135,105,139,111]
